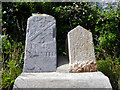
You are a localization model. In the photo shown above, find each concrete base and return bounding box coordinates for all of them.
[13,72,112,89]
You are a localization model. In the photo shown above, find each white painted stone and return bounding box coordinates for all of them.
[13,72,112,89]
[68,25,96,69]
[23,14,56,72]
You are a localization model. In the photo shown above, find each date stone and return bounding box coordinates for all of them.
[23,14,56,72]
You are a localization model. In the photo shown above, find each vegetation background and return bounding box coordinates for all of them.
[1,2,120,90]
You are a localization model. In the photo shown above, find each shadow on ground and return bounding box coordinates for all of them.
[57,55,69,73]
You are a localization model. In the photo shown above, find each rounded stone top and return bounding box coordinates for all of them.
[28,13,55,21]
[32,13,49,16]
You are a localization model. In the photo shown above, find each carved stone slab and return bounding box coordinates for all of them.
[23,14,56,72]
[68,25,96,72]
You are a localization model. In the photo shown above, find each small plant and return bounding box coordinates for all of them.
[2,28,25,90]
[97,57,120,90]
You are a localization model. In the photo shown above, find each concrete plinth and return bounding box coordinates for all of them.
[13,72,112,90]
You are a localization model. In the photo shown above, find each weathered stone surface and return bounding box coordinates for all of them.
[70,60,97,73]
[13,72,112,89]
[68,25,96,71]
[23,14,56,72]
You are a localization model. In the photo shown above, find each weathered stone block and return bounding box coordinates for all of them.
[13,72,112,89]
[23,14,56,72]
[68,25,96,72]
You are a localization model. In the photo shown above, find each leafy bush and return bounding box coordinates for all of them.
[97,57,120,90]
[54,2,99,55]
[94,4,120,61]
[2,28,24,90]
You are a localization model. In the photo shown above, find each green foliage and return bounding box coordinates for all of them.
[2,2,120,90]
[97,57,120,90]
[94,5,120,60]
[2,29,24,90]
[54,2,99,55]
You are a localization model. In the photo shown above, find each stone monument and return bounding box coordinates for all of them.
[13,14,112,90]
[23,14,56,72]
[68,25,97,72]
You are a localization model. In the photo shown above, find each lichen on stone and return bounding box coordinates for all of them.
[69,60,97,73]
